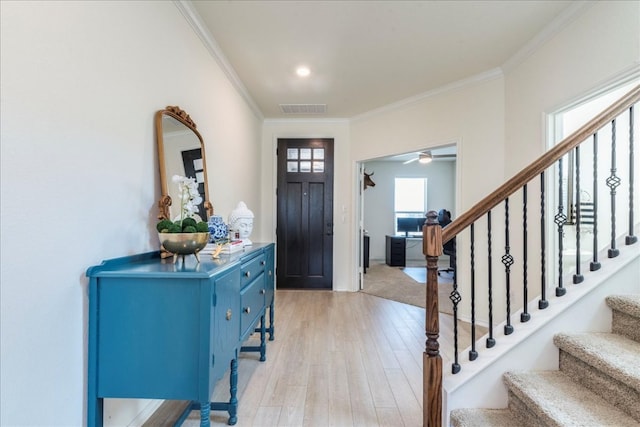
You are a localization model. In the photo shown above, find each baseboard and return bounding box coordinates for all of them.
[127,400,165,427]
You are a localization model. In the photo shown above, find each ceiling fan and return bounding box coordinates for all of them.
[403,150,456,164]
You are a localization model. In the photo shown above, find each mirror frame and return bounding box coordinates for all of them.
[155,105,212,221]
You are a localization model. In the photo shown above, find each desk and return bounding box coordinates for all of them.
[385,235,422,267]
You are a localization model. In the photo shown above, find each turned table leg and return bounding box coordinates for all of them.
[228,357,238,425]
[199,400,210,427]
[260,315,267,362]
[268,302,275,341]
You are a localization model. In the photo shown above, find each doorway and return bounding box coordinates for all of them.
[276,138,334,289]
[357,145,457,303]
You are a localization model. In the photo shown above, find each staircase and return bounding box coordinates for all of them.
[450,294,640,426]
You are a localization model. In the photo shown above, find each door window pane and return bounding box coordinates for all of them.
[299,161,311,172]
[287,148,299,160]
[300,148,312,159]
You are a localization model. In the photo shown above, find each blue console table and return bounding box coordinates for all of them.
[86,243,275,427]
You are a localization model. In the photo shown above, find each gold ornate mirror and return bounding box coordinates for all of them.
[155,106,212,221]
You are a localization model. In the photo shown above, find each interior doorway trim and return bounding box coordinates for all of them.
[355,141,461,292]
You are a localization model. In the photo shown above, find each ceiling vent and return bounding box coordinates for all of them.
[279,104,327,114]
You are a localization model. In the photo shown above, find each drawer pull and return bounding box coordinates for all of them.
[245,271,251,278]
[261,260,266,266]
[260,289,266,295]
[268,270,272,277]
[226,309,232,321]
[243,306,251,314]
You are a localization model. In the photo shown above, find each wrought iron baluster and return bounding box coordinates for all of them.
[591,133,601,271]
[607,119,621,258]
[502,198,514,335]
[450,236,461,374]
[627,105,637,246]
[486,210,495,348]
[555,158,567,297]
[521,184,530,322]
[574,146,584,284]
[540,172,549,309]
[469,223,478,361]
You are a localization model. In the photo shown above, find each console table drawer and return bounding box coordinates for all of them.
[240,273,265,339]
[240,253,265,288]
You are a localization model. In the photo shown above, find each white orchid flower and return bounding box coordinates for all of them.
[171,175,204,223]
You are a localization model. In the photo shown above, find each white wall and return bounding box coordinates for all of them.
[351,76,506,213]
[362,159,456,261]
[0,1,262,425]
[350,77,507,308]
[504,1,640,177]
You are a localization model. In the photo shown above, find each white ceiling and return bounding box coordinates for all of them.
[190,0,579,119]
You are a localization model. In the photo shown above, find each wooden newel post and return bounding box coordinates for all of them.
[422,210,443,427]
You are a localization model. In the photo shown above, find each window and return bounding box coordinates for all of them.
[394,177,427,235]
[286,147,325,173]
[551,81,637,224]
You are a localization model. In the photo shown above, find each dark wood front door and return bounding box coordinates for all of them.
[277,138,334,289]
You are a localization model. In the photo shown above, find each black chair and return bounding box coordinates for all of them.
[437,209,455,276]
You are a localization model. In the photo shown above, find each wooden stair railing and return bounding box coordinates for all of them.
[421,84,640,427]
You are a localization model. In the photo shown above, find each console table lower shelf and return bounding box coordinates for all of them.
[86,243,275,427]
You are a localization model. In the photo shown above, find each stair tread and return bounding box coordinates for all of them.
[554,332,640,391]
[504,371,639,426]
[606,295,640,318]
[450,408,520,427]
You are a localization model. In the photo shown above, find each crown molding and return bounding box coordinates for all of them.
[548,64,640,114]
[351,68,504,122]
[501,1,594,73]
[173,1,264,120]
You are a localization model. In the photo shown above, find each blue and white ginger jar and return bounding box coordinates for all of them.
[207,215,228,242]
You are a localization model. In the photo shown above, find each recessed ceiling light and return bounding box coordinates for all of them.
[296,66,310,77]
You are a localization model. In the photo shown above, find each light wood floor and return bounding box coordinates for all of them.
[151,289,477,427]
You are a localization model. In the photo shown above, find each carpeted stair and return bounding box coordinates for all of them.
[451,294,640,427]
